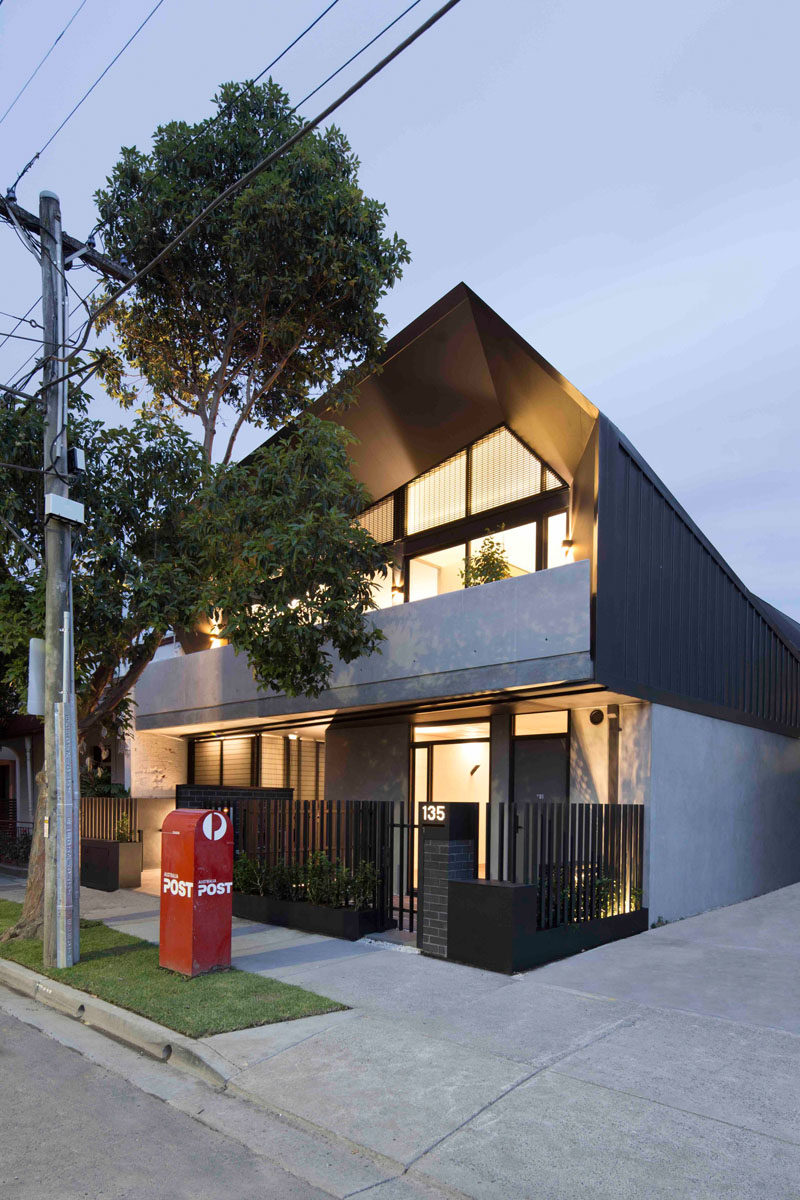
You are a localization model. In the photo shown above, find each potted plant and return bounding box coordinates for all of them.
[80,813,143,892]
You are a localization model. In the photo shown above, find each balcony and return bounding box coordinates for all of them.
[135,560,592,733]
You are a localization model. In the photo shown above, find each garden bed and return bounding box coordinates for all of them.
[232,892,391,940]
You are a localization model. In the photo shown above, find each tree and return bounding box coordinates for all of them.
[94,78,410,462]
[461,535,512,588]
[0,393,387,941]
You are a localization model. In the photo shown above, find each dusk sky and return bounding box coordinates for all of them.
[1,0,797,616]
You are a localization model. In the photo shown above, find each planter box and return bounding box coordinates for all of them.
[232,891,391,941]
[448,877,648,973]
[80,839,143,892]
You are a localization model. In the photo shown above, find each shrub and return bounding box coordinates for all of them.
[0,827,32,866]
[232,852,381,910]
[352,860,378,911]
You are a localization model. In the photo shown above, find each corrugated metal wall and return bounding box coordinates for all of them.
[595,418,800,736]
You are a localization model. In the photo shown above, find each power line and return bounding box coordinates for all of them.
[0,306,40,328]
[92,0,346,257]
[0,327,51,344]
[71,0,463,356]
[0,0,91,131]
[295,0,423,111]
[11,0,169,191]
[3,278,102,390]
[0,297,40,352]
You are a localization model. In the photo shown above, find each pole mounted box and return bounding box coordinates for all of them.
[159,809,233,976]
[44,493,84,526]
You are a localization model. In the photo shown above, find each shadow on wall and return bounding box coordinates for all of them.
[569,708,608,804]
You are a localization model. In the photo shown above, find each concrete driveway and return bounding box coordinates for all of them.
[4,864,799,1198]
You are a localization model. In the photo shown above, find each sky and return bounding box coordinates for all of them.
[0,0,798,616]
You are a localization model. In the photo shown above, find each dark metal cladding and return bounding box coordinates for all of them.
[594,415,800,737]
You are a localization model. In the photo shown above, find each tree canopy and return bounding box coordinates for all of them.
[94,78,410,461]
[0,392,388,740]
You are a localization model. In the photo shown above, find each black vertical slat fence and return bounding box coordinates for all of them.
[177,786,394,925]
[498,801,644,929]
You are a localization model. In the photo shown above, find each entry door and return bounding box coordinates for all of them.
[412,740,490,880]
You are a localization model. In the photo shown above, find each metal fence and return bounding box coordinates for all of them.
[177,786,395,923]
[499,801,644,929]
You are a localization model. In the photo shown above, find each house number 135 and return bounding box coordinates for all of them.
[422,804,446,823]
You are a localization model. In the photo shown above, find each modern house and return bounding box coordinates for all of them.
[129,283,800,937]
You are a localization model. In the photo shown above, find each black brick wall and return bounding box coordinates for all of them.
[420,838,475,958]
[175,785,292,854]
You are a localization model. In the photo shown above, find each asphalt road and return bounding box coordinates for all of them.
[0,1011,333,1200]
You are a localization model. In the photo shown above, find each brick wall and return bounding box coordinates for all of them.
[420,838,475,958]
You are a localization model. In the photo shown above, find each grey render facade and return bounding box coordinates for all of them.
[131,284,800,923]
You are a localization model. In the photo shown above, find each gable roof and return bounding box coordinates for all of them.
[312,282,598,499]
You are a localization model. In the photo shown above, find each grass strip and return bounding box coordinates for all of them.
[0,899,344,1038]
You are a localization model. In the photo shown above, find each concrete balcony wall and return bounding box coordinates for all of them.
[135,560,592,733]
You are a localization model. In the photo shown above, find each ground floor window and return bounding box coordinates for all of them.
[190,731,325,803]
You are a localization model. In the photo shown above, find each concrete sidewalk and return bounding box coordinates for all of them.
[3,865,800,1198]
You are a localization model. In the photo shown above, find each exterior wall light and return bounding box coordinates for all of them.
[561,538,574,562]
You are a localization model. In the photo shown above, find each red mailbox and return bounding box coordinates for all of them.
[159,809,233,976]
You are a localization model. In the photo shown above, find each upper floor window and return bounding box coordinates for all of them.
[405,426,564,537]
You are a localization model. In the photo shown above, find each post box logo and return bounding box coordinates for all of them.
[202,811,227,841]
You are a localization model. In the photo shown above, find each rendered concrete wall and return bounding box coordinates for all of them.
[324,722,409,808]
[619,703,650,807]
[135,562,592,732]
[647,704,800,922]
[569,707,608,804]
[129,732,187,868]
[136,797,176,869]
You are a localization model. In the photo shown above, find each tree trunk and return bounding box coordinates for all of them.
[1,767,46,942]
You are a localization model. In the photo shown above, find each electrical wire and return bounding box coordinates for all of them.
[2,0,344,373]
[0,306,40,329]
[92,0,347,262]
[3,278,102,390]
[0,327,50,344]
[294,0,422,112]
[0,0,92,131]
[68,0,463,357]
[11,0,169,190]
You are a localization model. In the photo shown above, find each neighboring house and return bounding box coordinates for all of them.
[0,715,42,831]
[129,283,800,925]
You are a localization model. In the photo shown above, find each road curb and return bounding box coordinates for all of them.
[0,956,234,1088]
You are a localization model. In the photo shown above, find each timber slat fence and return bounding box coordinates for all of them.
[80,796,139,842]
[500,801,644,929]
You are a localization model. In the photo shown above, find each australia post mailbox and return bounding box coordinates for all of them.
[159,809,233,976]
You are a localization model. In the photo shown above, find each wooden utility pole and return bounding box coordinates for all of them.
[40,191,81,968]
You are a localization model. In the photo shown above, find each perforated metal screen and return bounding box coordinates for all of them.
[406,450,467,535]
[358,496,394,543]
[471,427,543,512]
[403,427,564,537]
